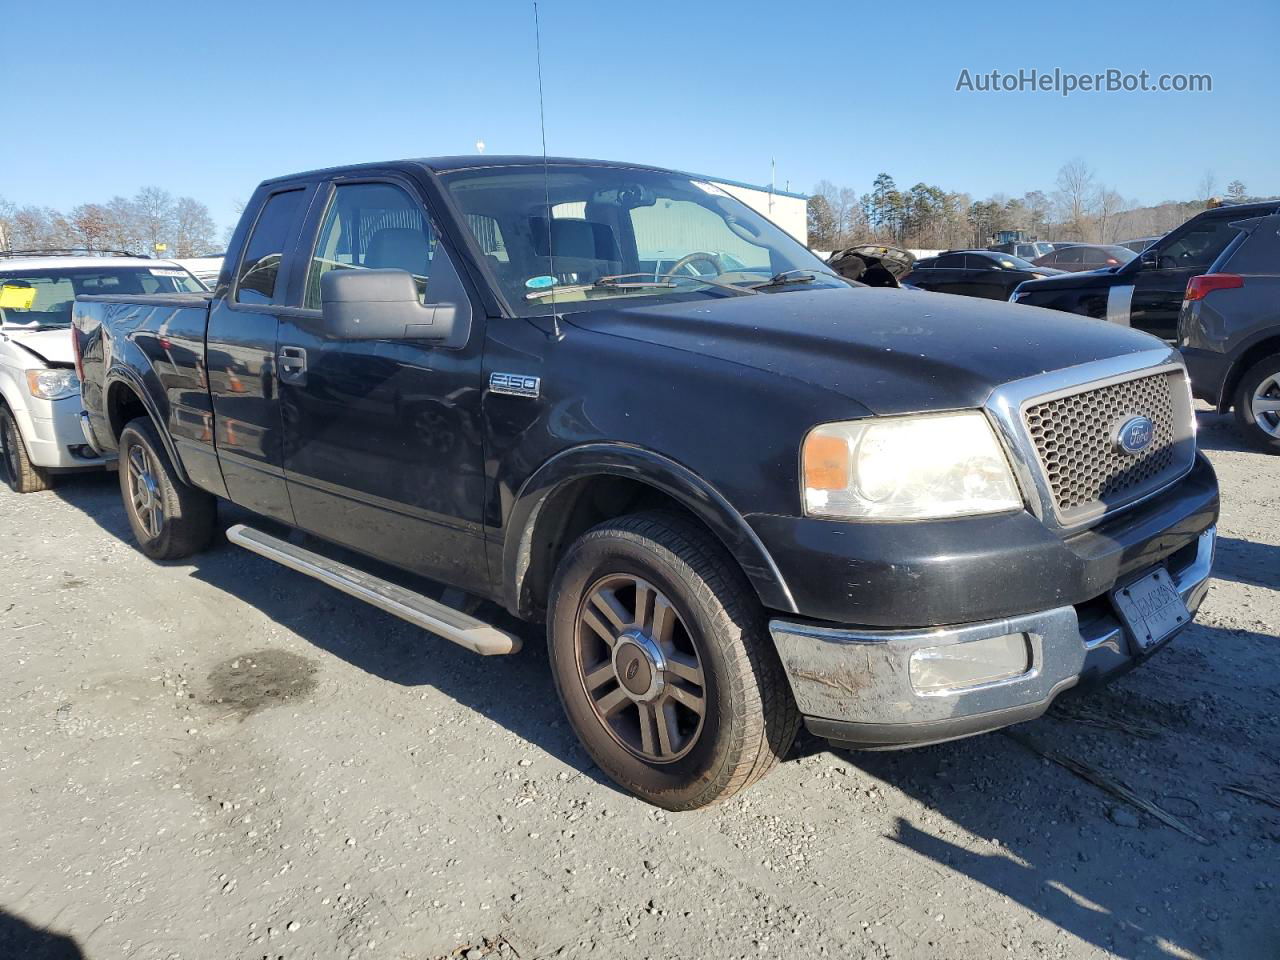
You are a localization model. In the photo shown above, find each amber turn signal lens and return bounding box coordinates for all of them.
[803,433,850,491]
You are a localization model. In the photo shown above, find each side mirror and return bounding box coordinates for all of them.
[319,268,465,341]
[1139,248,1161,270]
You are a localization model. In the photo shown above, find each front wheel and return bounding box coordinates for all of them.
[1233,353,1280,453]
[118,417,217,559]
[0,405,52,494]
[547,511,799,810]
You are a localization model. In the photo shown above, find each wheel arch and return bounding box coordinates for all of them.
[503,443,797,621]
[104,368,191,485]
[1220,332,1280,413]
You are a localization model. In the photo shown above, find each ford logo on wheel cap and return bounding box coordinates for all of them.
[1115,415,1155,455]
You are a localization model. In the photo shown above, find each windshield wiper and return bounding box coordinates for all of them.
[525,272,756,301]
[748,269,826,289]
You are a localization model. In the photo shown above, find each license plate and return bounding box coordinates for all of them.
[1112,567,1190,652]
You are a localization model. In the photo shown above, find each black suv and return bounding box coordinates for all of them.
[74,156,1218,809]
[902,250,1063,300]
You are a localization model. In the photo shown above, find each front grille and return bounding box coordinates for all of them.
[1023,370,1191,526]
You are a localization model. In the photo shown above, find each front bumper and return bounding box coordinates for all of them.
[771,526,1215,750]
[13,395,109,470]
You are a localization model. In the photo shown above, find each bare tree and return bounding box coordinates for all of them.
[1197,170,1219,204]
[1226,179,1248,203]
[133,187,175,256]
[172,197,217,257]
[1093,188,1128,243]
[1053,159,1096,241]
[70,203,113,251]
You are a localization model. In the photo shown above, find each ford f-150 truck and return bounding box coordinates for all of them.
[74,157,1219,809]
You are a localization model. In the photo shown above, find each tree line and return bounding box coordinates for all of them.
[0,188,219,259]
[808,159,1261,252]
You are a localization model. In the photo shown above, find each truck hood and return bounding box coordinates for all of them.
[2,327,74,366]
[566,286,1162,415]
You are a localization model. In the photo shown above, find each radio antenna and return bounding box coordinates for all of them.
[532,1,561,339]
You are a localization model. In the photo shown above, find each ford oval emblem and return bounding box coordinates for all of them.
[1116,416,1155,455]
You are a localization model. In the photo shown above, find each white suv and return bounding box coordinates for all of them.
[0,252,204,493]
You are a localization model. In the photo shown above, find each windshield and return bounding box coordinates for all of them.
[0,265,203,329]
[440,164,846,316]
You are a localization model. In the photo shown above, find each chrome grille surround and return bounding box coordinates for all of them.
[985,348,1197,533]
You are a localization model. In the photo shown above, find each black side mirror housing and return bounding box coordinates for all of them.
[1139,248,1161,269]
[319,268,466,341]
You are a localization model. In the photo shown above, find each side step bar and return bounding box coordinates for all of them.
[225,524,521,656]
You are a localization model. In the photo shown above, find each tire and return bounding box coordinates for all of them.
[118,417,217,559]
[0,404,52,494]
[547,511,800,810]
[1233,353,1280,454]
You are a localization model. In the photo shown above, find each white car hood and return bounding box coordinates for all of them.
[3,328,74,366]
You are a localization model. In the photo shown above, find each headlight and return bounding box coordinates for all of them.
[802,411,1022,520]
[25,368,80,401]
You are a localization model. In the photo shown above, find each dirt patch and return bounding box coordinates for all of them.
[205,649,318,715]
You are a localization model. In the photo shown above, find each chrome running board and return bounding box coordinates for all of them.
[225,524,521,656]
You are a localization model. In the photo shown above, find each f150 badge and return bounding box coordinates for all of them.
[489,372,541,399]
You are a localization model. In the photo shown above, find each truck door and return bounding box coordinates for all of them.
[206,185,312,523]
[275,177,490,596]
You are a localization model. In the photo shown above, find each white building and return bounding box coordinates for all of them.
[698,174,808,245]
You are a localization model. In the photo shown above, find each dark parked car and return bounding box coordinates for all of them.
[73,156,1217,809]
[1011,202,1280,341]
[1179,212,1280,451]
[1031,244,1137,273]
[902,250,1064,300]
[988,241,1054,260]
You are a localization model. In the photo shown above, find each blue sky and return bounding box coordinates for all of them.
[2,0,1276,234]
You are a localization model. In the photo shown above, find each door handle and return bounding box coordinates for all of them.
[278,346,307,384]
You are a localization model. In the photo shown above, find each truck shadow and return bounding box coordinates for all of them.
[47,472,623,797]
[799,623,1278,960]
[0,907,84,959]
[1194,409,1253,453]
[1212,535,1280,591]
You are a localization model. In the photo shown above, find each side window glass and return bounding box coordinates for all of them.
[305,182,438,309]
[1060,247,1084,264]
[935,254,966,268]
[235,189,305,305]
[1159,219,1239,270]
[965,255,993,270]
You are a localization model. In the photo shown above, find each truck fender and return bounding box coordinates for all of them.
[503,442,798,617]
[104,364,192,486]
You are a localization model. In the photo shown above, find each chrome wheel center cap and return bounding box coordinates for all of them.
[612,630,667,702]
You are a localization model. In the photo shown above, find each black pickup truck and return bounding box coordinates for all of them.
[74,157,1219,809]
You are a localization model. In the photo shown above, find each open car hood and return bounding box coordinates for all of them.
[825,244,915,287]
[2,328,75,366]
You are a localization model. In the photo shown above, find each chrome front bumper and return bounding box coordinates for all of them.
[770,526,1216,749]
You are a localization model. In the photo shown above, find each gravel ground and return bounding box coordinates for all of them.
[1,408,1276,960]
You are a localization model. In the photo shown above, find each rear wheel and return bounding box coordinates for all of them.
[118,417,216,559]
[1233,354,1280,453]
[0,405,52,494]
[547,511,799,810]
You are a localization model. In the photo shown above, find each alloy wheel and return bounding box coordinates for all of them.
[1251,374,1280,438]
[127,444,165,538]
[574,574,707,762]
